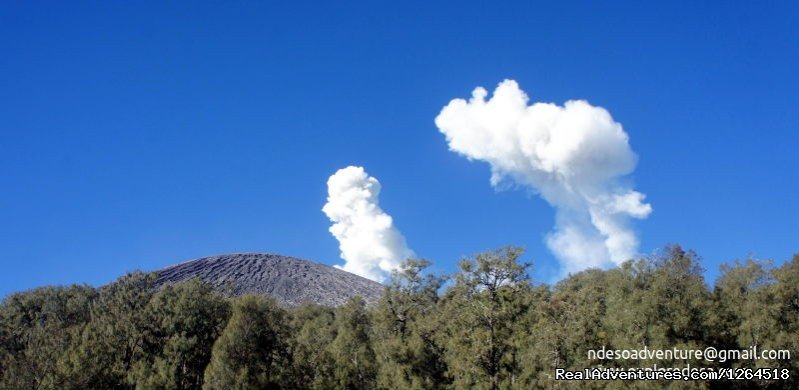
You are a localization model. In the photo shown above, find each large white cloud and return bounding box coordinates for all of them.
[435,80,651,274]
[322,166,414,282]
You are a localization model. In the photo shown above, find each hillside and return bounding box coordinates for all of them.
[155,253,384,307]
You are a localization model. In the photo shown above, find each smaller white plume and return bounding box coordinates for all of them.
[322,166,414,282]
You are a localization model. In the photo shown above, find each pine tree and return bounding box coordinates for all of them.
[0,284,96,389]
[287,303,337,389]
[203,295,290,389]
[55,272,156,389]
[439,246,532,390]
[329,296,377,390]
[130,278,231,390]
[770,254,799,387]
[374,259,448,389]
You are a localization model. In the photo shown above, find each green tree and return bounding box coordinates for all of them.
[601,246,710,389]
[55,272,157,389]
[709,258,781,388]
[286,303,337,389]
[329,296,377,390]
[130,278,231,390]
[0,284,96,389]
[374,259,448,389]
[439,246,532,390]
[531,269,608,389]
[203,295,290,390]
[770,254,799,387]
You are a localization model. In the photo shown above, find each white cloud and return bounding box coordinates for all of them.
[322,166,414,282]
[435,80,651,274]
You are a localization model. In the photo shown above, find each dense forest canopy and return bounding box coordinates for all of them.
[1,245,797,389]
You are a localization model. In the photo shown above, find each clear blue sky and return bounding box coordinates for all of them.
[2,1,797,296]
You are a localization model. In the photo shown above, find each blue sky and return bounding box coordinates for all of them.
[2,1,797,296]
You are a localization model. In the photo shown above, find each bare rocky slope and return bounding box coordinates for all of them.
[154,253,384,307]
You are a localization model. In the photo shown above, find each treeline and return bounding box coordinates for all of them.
[1,246,797,389]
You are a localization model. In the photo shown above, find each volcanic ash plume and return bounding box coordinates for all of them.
[435,80,651,274]
[322,166,414,282]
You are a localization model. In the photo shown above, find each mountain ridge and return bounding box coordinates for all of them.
[154,253,384,307]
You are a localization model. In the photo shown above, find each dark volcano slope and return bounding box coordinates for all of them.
[155,253,384,307]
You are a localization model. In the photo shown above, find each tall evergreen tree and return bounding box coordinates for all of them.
[130,278,231,390]
[770,254,799,387]
[374,259,448,389]
[439,246,532,390]
[329,296,377,390]
[531,269,608,388]
[56,272,156,389]
[0,284,96,389]
[287,303,338,389]
[203,295,290,390]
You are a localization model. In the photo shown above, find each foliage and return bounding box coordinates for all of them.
[203,295,289,389]
[374,259,448,389]
[329,296,377,390]
[1,246,797,389]
[131,278,231,389]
